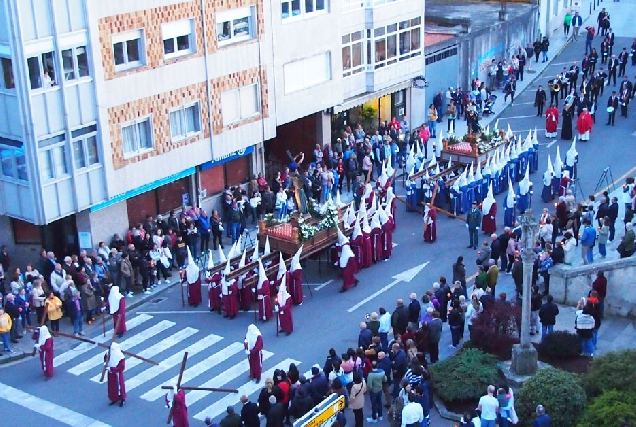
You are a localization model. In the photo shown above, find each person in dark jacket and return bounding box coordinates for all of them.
[426,311,443,363]
[530,285,543,335]
[258,378,283,418]
[448,300,463,347]
[289,388,314,420]
[3,293,21,343]
[591,270,607,317]
[434,279,451,322]
[390,299,409,336]
[511,257,523,298]
[358,322,373,350]
[240,395,260,427]
[538,295,560,342]
[323,348,341,377]
[390,343,407,398]
[407,293,421,330]
[309,367,329,404]
[266,395,285,427]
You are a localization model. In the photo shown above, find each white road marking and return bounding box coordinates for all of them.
[54,314,152,367]
[185,351,275,407]
[314,279,334,290]
[125,334,223,392]
[89,327,199,383]
[193,358,300,421]
[347,262,429,312]
[141,342,246,401]
[499,115,541,120]
[0,381,111,427]
[546,140,557,148]
[68,320,175,376]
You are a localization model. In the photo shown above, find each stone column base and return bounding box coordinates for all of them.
[511,344,538,376]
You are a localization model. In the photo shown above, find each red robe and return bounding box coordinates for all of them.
[545,107,559,133]
[257,282,273,321]
[371,227,383,263]
[246,335,263,380]
[361,232,373,268]
[206,273,222,312]
[111,298,127,336]
[239,272,254,311]
[350,235,363,266]
[172,389,189,427]
[576,111,593,135]
[39,338,54,378]
[382,219,394,257]
[341,257,359,290]
[289,270,303,305]
[278,299,293,333]
[107,359,126,403]
[423,209,437,243]
[559,176,571,196]
[186,277,202,307]
[223,281,239,318]
[481,203,497,234]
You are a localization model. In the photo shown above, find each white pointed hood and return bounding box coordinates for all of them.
[364,183,373,198]
[108,286,123,315]
[566,137,577,167]
[378,207,389,225]
[218,246,227,264]
[379,160,389,187]
[352,219,362,240]
[543,155,554,186]
[290,246,303,272]
[362,212,372,234]
[519,165,531,195]
[277,275,290,306]
[371,212,381,230]
[428,156,437,169]
[406,151,415,174]
[36,325,51,346]
[458,168,467,187]
[504,144,511,164]
[207,249,215,270]
[554,146,563,178]
[238,249,247,269]
[506,124,513,140]
[467,163,475,184]
[108,342,125,368]
[434,163,441,176]
[339,244,355,268]
[251,245,260,263]
[510,141,518,160]
[482,183,496,214]
[435,130,443,157]
[337,227,349,246]
[506,180,516,208]
[263,236,271,256]
[415,137,422,158]
[246,324,261,351]
[223,258,232,276]
[418,157,426,172]
[227,242,237,260]
[186,246,200,284]
[336,190,343,207]
[483,156,492,176]
[257,260,268,290]
[533,128,539,146]
[277,252,287,280]
[516,136,524,155]
[494,119,500,132]
[474,162,483,181]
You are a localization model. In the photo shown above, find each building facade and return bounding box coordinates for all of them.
[0,0,426,262]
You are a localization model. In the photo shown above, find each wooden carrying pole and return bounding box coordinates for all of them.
[167,352,189,425]
[100,315,122,383]
[160,385,239,393]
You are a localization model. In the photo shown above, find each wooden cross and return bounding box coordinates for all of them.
[161,352,238,425]
[99,315,122,383]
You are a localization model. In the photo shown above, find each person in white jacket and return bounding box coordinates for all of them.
[562,231,577,265]
[49,264,65,294]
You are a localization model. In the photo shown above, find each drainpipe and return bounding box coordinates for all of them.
[199,0,216,205]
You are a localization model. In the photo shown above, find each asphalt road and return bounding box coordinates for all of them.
[2,4,636,426]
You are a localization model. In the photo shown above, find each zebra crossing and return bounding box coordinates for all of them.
[52,313,308,423]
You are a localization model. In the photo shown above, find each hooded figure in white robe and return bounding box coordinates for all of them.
[289,246,304,305]
[504,180,516,227]
[339,244,358,293]
[542,155,554,203]
[517,165,533,212]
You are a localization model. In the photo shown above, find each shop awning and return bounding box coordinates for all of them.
[333,80,413,113]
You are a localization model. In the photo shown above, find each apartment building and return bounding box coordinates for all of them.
[0,0,426,261]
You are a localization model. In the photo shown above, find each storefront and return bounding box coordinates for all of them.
[199,146,254,198]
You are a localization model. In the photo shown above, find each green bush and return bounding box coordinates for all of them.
[536,331,581,360]
[429,348,500,402]
[470,302,521,360]
[515,368,586,427]
[577,390,636,427]
[582,349,636,398]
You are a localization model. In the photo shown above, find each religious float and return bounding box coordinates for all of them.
[441,128,506,164]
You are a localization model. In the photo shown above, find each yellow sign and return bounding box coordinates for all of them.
[296,395,345,427]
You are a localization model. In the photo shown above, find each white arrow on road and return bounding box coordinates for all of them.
[347,261,429,312]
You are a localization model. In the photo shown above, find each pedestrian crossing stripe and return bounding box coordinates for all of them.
[53,313,153,368]
[52,314,311,424]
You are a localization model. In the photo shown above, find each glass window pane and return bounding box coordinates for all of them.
[240,86,258,117]
[62,49,75,81]
[352,32,362,42]
[374,27,385,37]
[233,17,249,37]
[163,38,175,54]
[185,105,200,133]
[39,151,53,179]
[42,52,56,85]
[352,43,362,68]
[52,146,67,176]
[113,42,125,65]
[316,0,325,10]
[305,0,314,13]
[282,2,290,18]
[138,120,152,149]
[170,110,182,138]
[400,32,411,56]
[387,24,397,33]
[2,58,15,89]
[127,39,140,62]
[122,124,136,153]
[387,35,397,59]
[342,35,350,44]
[400,21,409,30]
[0,148,13,177]
[15,150,27,180]
[217,21,231,41]
[342,46,351,71]
[411,17,421,26]
[176,34,190,51]
[411,28,421,50]
[72,140,85,169]
[291,0,300,16]
[86,136,99,164]
[76,47,89,77]
[375,39,386,62]
[27,56,41,89]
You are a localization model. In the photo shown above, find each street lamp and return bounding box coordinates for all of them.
[511,208,539,375]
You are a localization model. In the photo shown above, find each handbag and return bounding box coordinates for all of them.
[616,241,624,254]
[219,224,224,232]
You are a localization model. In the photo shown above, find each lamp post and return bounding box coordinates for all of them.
[511,208,539,375]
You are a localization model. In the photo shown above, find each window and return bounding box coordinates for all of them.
[27,52,57,89]
[372,18,421,69]
[113,30,144,72]
[220,84,259,126]
[216,7,255,46]
[0,146,27,181]
[170,103,201,140]
[11,218,42,245]
[283,53,331,93]
[342,31,364,77]
[282,0,326,19]
[370,0,399,6]
[38,143,67,181]
[1,58,14,89]
[162,20,195,59]
[62,46,89,81]
[71,125,99,169]
[121,118,153,157]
